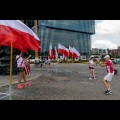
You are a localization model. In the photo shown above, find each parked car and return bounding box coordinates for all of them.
[30,58,44,64]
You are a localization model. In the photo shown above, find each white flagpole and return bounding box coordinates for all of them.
[55,46,57,75]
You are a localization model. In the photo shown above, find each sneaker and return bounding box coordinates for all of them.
[89,77,92,80]
[17,84,24,89]
[93,77,97,80]
[25,82,31,87]
[105,90,112,95]
[105,90,109,94]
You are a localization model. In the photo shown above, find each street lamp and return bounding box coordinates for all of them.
[33,20,39,59]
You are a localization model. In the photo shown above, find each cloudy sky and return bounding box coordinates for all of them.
[92,20,120,49]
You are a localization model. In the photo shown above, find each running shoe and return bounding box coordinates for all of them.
[89,77,92,80]
[25,82,32,87]
[105,90,112,95]
[93,77,97,80]
[105,90,109,94]
[17,84,24,89]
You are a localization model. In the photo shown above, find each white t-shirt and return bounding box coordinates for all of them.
[89,59,94,67]
[16,55,24,67]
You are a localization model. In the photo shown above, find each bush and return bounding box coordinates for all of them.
[30,61,34,64]
[79,60,89,62]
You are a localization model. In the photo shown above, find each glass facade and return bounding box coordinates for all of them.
[39,20,95,34]
[26,20,95,57]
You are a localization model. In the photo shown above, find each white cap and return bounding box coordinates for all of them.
[104,55,110,58]
[90,55,94,58]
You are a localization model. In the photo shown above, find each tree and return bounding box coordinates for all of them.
[90,50,93,55]
[108,54,112,59]
[99,49,102,54]
[101,55,105,59]
[107,48,109,54]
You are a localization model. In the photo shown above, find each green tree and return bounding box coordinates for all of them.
[107,48,109,54]
[101,55,105,59]
[99,49,102,54]
[108,54,112,59]
[90,50,93,55]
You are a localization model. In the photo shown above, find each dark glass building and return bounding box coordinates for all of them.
[26,20,95,58]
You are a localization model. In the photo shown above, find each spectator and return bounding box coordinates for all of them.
[24,54,31,76]
[16,50,31,89]
[34,57,40,67]
[88,55,97,80]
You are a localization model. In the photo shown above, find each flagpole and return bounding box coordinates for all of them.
[72,54,73,63]
[9,42,13,100]
[34,20,38,58]
[66,49,69,76]
[48,44,50,69]
[67,51,69,64]
[55,47,58,75]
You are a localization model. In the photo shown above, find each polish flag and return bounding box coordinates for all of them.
[0,20,41,52]
[49,43,53,60]
[39,46,42,50]
[63,54,65,60]
[55,46,58,60]
[58,44,69,56]
[72,47,80,59]
[69,45,73,57]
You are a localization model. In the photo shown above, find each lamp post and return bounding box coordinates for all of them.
[34,20,39,59]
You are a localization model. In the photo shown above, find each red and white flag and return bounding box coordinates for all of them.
[0,20,41,52]
[49,43,53,60]
[72,47,80,59]
[58,43,69,56]
[63,54,65,60]
[55,46,58,60]
[69,45,73,57]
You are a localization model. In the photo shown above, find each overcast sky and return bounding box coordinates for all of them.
[92,20,120,49]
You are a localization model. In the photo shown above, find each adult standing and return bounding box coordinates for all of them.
[16,50,31,89]
[97,55,114,95]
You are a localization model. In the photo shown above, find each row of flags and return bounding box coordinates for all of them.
[49,43,80,60]
[49,44,58,60]
[0,20,80,60]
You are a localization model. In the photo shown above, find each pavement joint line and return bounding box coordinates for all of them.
[78,72,88,73]
[80,81,94,85]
